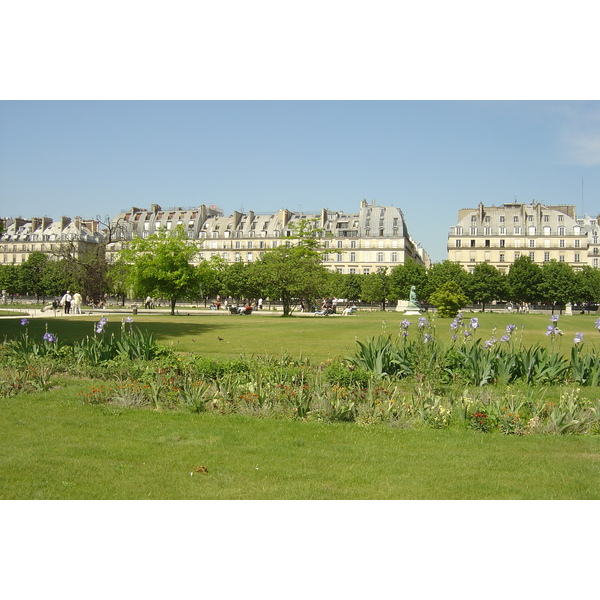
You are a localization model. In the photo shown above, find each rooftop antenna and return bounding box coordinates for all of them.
[582,176,584,216]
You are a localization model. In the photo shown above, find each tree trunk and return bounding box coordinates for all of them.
[170,297,177,316]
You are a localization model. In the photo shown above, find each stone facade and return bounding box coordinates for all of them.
[107,200,430,272]
[0,216,104,264]
[447,202,599,272]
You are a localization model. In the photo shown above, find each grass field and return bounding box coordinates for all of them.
[3,308,600,361]
[2,309,600,500]
[2,380,599,499]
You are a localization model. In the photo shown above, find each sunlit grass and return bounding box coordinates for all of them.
[2,382,599,499]
[3,309,600,361]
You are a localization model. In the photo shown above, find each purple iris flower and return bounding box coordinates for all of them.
[43,332,56,343]
[20,318,29,326]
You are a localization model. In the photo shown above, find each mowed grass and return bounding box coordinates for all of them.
[2,382,600,500]
[3,310,600,499]
[3,308,600,361]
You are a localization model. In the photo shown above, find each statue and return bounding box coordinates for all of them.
[408,286,420,309]
[404,285,422,314]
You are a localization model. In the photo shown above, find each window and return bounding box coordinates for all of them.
[336,253,343,262]
[484,227,491,235]
[377,252,384,262]
[594,258,599,268]
[391,252,398,262]
[528,215,533,222]
[500,239,505,248]
[529,239,536,248]
[337,240,343,249]
[575,253,581,262]
[247,253,253,262]
[350,252,356,262]
[514,252,521,260]
[543,226,551,235]
[529,252,535,261]
[544,215,549,222]
[350,240,357,249]
[560,255,565,262]
[558,227,566,235]
[513,216,519,222]
[349,268,356,274]
[528,226,536,235]
[574,239,580,248]
[544,252,550,262]
[455,239,462,247]
[363,268,370,275]
[247,241,253,249]
[559,239,565,248]
[470,227,477,235]
[499,227,506,235]
[499,216,505,223]
[485,240,490,247]
[499,253,505,262]
[558,215,564,222]
[514,227,521,235]
[485,216,490,222]
[471,215,477,222]
[455,226,463,235]
[470,240,476,247]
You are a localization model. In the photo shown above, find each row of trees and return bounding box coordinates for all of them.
[3,224,600,315]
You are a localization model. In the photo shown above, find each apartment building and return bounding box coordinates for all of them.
[447,202,597,272]
[0,216,104,264]
[107,200,430,273]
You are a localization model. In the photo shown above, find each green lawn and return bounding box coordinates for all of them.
[3,309,600,361]
[2,382,599,499]
[3,309,600,500]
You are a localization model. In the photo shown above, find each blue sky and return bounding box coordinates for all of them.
[2,100,599,262]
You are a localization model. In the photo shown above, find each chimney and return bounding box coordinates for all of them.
[31,217,40,232]
[60,216,71,231]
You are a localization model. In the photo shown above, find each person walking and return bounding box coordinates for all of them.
[72,291,83,314]
[61,291,72,314]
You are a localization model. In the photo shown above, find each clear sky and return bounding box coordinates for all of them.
[2,100,599,262]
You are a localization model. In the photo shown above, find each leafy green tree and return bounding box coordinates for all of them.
[429,281,468,318]
[468,262,507,312]
[220,261,256,302]
[422,260,470,304]
[196,255,226,306]
[574,266,600,311]
[0,264,20,299]
[389,259,427,304]
[252,220,329,316]
[40,259,76,298]
[107,260,132,305]
[119,226,202,315]
[360,268,390,310]
[538,260,577,310]
[507,256,542,304]
[339,273,364,302]
[19,252,50,300]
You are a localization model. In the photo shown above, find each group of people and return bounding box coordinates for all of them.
[59,291,83,314]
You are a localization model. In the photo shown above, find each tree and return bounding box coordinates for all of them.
[19,252,50,300]
[220,261,256,302]
[389,259,427,304]
[339,273,364,302]
[429,281,469,318]
[252,219,329,316]
[422,260,470,304]
[119,226,202,315]
[574,266,600,311]
[360,268,390,310]
[468,262,507,312]
[0,264,20,299]
[538,260,577,310]
[507,256,542,304]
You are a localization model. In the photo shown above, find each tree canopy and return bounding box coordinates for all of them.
[119,226,202,315]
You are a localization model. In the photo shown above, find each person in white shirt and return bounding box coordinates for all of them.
[61,291,72,314]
